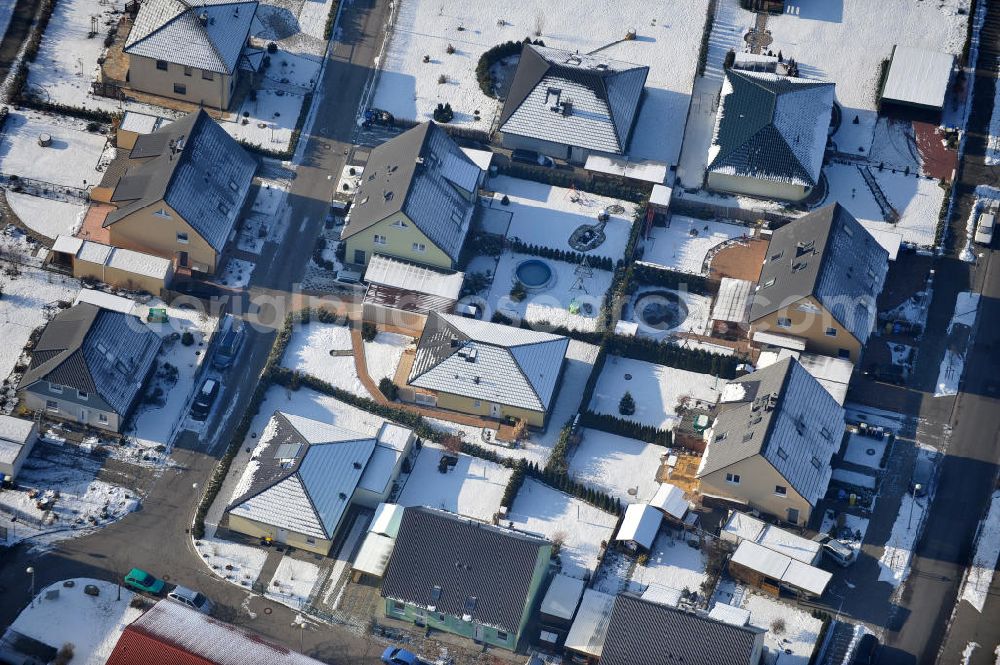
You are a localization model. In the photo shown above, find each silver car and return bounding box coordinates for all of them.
[167,586,214,614]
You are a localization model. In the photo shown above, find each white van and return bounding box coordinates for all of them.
[975,210,995,245]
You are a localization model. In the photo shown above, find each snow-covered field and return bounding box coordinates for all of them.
[486,176,635,261]
[363,332,411,385]
[398,444,511,522]
[588,355,721,430]
[640,217,748,275]
[194,533,269,587]
[489,250,613,332]
[743,591,823,665]
[935,291,980,397]
[628,286,713,338]
[280,321,367,396]
[568,428,664,503]
[507,478,617,579]
[0,110,108,188]
[959,491,1000,612]
[767,0,970,154]
[266,555,322,610]
[6,192,86,239]
[8,579,143,665]
[373,0,709,164]
[842,432,889,470]
[632,529,708,606]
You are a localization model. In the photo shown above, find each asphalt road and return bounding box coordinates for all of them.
[0,0,390,660]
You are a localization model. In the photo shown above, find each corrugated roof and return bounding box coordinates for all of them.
[352,531,395,578]
[408,312,569,412]
[364,254,464,299]
[369,502,405,537]
[882,46,953,109]
[615,504,662,549]
[124,0,258,74]
[600,594,763,665]
[0,416,34,445]
[731,541,831,596]
[499,45,648,155]
[540,574,586,621]
[564,589,615,657]
[381,507,549,634]
[708,70,834,187]
[711,277,753,323]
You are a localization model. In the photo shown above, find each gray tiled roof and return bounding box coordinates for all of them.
[125,0,258,74]
[341,122,480,263]
[750,203,889,343]
[708,70,834,187]
[408,313,569,412]
[381,507,549,634]
[697,358,845,506]
[18,303,161,417]
[104,109,257,252]
[499,45,648,155]
[228,412,378,540]
[600,595,763,665]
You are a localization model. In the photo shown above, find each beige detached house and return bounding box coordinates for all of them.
[749,203,889,362]
[341,122,483,270]
[124,0,261,109]
[697,357,845,526]
[92,109,257,275]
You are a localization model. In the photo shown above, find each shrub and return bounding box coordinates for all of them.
[618,391,636,416]
[267,42,278,54]
[509,281,527,302]
[181,331,195,346]
[579,411,673,446]
[446,43,455,54]
[423,54,430,63]
[723,49,736,70]
[501,460,526,508]
[378,377,398,401]
[437,73,448,84]
[54,644,74,665]
[433,102,454,122]
[361,322,378,342]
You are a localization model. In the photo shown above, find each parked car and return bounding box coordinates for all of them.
[975,209,995,245]
[212,316,245,370]
[815,534,857,567]
[167,586,214,614]
[864,363,904,386]
[381,646,418,665]
[910,455,934,497]
[334,268,363,285]
[852,633,880,664]
[510,149,555,168]
[124,568,165,595]
[190,378,220,421]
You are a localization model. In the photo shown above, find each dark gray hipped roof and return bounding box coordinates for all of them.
[18,303,161,417]
[341,122,479,263]
[600,595,762,665]
[749,203,889,343]
[708,69,834,186]
[104,109,257,252]
[499,45,648,155]
[381,508,548,634]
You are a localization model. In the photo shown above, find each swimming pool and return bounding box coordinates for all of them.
[515,259,554,290]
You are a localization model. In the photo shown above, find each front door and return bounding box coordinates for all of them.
[353,249,366,264]
[176,250,189,267]
[787,507,800,524]
[490,403,502,419]
[474,625,486,643]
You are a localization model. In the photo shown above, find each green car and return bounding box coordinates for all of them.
[124,568,165,595]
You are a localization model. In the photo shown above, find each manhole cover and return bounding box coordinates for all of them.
[624,373,632,380]
[264,607,273,615]
[866,448,877,456]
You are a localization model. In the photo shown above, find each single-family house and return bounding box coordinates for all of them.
[91,109,257,276]
[0,416,38,484]
[696,357,846,526]
[341,122,483,270]
[403,312,569,428]
[707,69,834,201]
[381,507,551,651]
[17,303,161,433]
[749,203,890,362]
[227,413,415,555]
[123,0,260,109]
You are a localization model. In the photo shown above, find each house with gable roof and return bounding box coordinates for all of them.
[696,357,845,526]
[498,45,648,164]
[341,122,484,270]
[707,69,834,201]
[123,0,260,109]
[402,312,570,428]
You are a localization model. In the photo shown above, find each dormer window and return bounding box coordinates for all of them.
[545,87,562,107]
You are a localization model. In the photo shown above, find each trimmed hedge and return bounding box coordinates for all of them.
[579,410,673,446]
[475,39,541,97]
[494,162,649,204]
[500,459,527,508]
[631,262,714,297]
[490,311,605,345]
[323,0,342,40]
[509,238,616,271]
[606,334,743,379]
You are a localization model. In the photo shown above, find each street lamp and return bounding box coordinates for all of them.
[26,566,35,607]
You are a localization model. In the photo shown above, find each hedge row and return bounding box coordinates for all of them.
[500,460,527,508]
[606,334,743,379]
[475,39,537,97]
[323,0,342,40]
[579,410,674,446]
[490,311,605,345]
[630,262,714,296]
[494,162,649,204]
[509,238,617,271]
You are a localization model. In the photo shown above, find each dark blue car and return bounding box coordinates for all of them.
[381,646,418,665]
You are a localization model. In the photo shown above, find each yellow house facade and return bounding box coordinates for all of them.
[699,454,815,526]
[345,211,454,269]
[749,295,861,362]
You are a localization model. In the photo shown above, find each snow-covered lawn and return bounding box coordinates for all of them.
[373,0,709,164]
[253,0,339,57]
[959,490,1000,612]
[363,332,411,384]
[842,432,889,470]
[266,556,322,610]
[280,321,366,397]
[743,592,823,665]
[628,286,713,338]
[397,444,511,522]
[0,110,108,188]
[588,355,721,430]
[935,291,980,397]
[489,250,613,333]
[640,217,749,275]
[878,491,928,588]
[237,180,292,255]
[506,478,617,579]
[228,89,308,151]
[194,533,269,588]
[632,529,708,606]
[486,176,635,261]
[8,579,143,665]
[218,258,256,288]
[6,192,86,239]
[261,51,323,92]
[568,428,664,503]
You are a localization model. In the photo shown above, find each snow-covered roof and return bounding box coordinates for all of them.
[540,573,586,621]
[74,289,139,315]
[369,502,404,538]
[720,511,767,544]
[565,589,616,657]
[119,111,171,135]
[364,254,464,300]
[352,532,395,578]
[125,0,258,75]
[795,352,854,406]
[882,46,953,110]
[711,278,753,323]
[731,541,830,596]
[0,415,35,445]
[648,483,688,520]
[408,312,569,412]
[708,70,834,187]
[721,512,821,565]
[584,155,668,184]
[751,330,807,351]
[51,235,83,255]
[649,183,672,207]
[859,221,902,260]
[615,504,662,549]
[499,45,648,155]
[460,146,494,172]
[708,602,751,627]
[106,247,173,279]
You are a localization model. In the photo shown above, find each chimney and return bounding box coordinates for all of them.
[198,11,208,25]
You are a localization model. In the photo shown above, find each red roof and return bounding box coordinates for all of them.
[105,627,213,665]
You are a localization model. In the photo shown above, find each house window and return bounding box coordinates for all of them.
[825,327,837,337]
[762,277,775,288]
[46,400,59,412]
[496,631,509,642]
[78,390,89,400]
[49,382,63,394]
[156,59,168,71]
[838,348,851,359]
[777,317,792,329]
[229,180,239,192]
[176,232,189,244]
[820,426,832,440]
[770,250,783,262]
[775,485,787,496]
[776,447,788,461]
[412,242,426,253]
[373,234,387,245]
[725,473,741,484]
[473,400,481,408]
[305,537,316,545]
[154,208,171,219]
[391,220,408,228]
[183,66,192,77]
[218,202,230,215]
[173,83,187,95]
[391,601,405,613]
[810,456,822,470]
[202,70,214,81]
[98,413,109,424]
[714,432,727,442]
